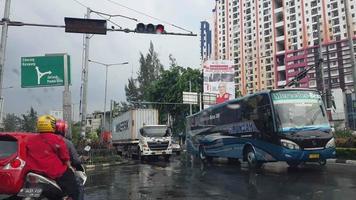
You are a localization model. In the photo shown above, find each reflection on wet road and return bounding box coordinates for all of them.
[84,156,356,200]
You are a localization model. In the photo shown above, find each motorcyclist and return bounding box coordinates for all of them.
[55,120,82,168]
[55,119,84,200]
[25,115,79,200]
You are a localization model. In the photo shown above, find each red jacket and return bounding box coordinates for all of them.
[25,133,69,179]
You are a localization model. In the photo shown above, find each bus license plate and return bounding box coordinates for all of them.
[309,154,320,159]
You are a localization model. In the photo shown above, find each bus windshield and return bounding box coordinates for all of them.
[271,90,330,132]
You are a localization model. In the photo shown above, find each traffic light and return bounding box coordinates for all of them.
[64,17,107,35]
[135,23,165,34]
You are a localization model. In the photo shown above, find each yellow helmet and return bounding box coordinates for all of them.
[37,115,56,133]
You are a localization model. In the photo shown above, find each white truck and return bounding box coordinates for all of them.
[112,109,172,161]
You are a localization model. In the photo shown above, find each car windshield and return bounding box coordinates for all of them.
[140,126,170,137]
[0,139,17,159]
[272,91,330,132]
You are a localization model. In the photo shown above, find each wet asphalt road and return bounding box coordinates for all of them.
[84,155,356,200]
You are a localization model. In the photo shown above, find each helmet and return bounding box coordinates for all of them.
[55,119,68,137]
[37,115,56,133]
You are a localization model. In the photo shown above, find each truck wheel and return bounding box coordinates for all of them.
[138,148,144,161]
[164,155,171,162]
[246,147,262,169]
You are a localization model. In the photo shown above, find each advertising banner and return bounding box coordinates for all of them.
[203,60,235,107]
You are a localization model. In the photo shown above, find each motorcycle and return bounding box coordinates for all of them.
[16,165,87,200]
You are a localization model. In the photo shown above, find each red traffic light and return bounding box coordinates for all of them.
[135,23,165,34]
[156,24,165,34]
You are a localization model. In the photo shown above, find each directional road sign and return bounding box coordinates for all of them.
[21,55,71,88]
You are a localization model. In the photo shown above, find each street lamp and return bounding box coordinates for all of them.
[88,59,128,133]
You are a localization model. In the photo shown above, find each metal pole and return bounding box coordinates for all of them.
[103,65,109,133]
[344,0,356,129]
[110,100,113,132]
[80,8,91,137]
[344,0,356,94]
[189,80,192,115]
[63,54,72,139]
[0,0,11,124]
[317,16,326,105]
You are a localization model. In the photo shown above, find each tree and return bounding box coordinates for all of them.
[124,77,140,107]
[146,59,202,134]
[21,107,38,132]
[3,113,21,132]
[125,41,164,104]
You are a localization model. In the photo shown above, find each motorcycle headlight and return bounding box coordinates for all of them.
[325,138,335,148]
[281,139,300,150]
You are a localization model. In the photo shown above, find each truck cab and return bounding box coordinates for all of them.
[138,125,172,160]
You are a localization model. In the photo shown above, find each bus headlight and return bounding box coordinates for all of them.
[325,138,335,148]
[281,139,300,150]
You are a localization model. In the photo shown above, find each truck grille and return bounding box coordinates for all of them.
[147,141,169,150]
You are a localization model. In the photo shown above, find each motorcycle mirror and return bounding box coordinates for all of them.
[84,145,91,152]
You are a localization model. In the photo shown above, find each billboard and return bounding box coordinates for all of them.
[203,60,235,107]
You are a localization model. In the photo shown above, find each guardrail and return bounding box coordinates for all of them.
[79,148,119,165]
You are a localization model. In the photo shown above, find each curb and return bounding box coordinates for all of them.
[328,159,356,165]
[84,161,128,170]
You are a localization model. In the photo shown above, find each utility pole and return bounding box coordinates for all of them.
[0,0,11,123]
[189,80,192,115]
[63,54,72,138]
[316,16,326,105]
[344,0,356,94]
[344,0,356,129]
[80,8,91,137]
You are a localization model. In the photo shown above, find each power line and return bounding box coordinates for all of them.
[71,0,87,9]
[70,0,133,29]
[105,0,193,34]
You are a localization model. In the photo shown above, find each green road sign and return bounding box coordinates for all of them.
[21,55,71,88]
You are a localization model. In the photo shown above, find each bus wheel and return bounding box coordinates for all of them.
[287,161,300,168]
[246,147,262,169]
[199,146,206,161]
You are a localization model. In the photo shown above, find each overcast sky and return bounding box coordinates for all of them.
[0,0,213,121]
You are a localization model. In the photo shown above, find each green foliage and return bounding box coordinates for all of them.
[3,113,21,132]
[124,77,140,108]
[21,107,37,132]
[125,41,164,106]
[335,130,353,138]
[145,62,202,135]
[87,130,99,143]
[336,148,356,160]
[71,122,81,146]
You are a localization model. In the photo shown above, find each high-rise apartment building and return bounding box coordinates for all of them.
[214,0,356,96]
[212,0,234,61]
[200,21,212,61]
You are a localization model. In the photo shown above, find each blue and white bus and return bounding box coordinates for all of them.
[186,89,336,168]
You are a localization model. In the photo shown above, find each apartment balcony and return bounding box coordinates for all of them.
[276,35,284,41]
[274,7,283,14]
[277,65,285,71]
[277,80,287,86]
[275,21,283,27]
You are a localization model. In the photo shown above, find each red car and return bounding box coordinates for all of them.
[0,132,36,195]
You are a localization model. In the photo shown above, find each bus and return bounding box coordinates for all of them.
[186,89,336,168]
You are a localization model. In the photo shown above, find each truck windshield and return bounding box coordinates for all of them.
[141,126,170,137]
[272,91,330,132]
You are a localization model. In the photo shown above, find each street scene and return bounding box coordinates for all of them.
[85,157,356,200]
[1,0,356,200]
